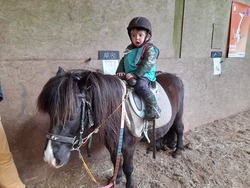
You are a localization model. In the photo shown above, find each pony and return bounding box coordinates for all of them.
[37,67,184,188]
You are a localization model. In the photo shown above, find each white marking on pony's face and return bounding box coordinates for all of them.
[44,140,58,168]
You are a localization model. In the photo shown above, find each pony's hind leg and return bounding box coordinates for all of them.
[172,115,184,159]
[159,126,177,151]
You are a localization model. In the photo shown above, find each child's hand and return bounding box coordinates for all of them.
[126,73,133,80]
[117,72,126,78]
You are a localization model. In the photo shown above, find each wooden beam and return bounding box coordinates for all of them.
[173,0,185,58]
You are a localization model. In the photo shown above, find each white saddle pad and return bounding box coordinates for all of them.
[125,82,172,138]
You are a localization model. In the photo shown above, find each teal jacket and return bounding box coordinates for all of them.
[116,39,159,82]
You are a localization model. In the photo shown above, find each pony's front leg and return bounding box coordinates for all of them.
[111,153,123,184]
[122,147,135,188]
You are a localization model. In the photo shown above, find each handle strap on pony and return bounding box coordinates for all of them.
[112,99,125,183]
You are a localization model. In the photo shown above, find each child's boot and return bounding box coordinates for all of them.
[144,95,161,120]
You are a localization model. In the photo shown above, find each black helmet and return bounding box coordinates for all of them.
[127,17,152,36]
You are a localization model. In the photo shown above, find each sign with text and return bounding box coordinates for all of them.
[98,51,120,75]
[98,51,119,60]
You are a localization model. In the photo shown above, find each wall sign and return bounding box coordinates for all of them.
[98,51,120,75]
[211,51,222,75]
[228,1,250,57]
[98,51,119,60]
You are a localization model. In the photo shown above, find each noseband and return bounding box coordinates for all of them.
[46,91,94,151]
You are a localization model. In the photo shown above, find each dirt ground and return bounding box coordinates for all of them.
[28,110,250,188]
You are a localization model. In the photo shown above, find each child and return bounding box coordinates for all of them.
[116,16,161,120]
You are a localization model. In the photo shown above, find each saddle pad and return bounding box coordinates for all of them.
[128,85,158,118]
[126,82,172,138]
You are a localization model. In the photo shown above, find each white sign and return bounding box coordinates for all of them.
[102,60,119,75]
[213,58,222,75]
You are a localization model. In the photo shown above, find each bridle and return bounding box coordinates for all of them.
[46,90,94,151]
[45,75,128,187]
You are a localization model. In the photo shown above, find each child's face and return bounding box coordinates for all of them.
[130,29,150,47]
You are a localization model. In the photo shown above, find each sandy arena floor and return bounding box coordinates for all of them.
[28,110,250,188]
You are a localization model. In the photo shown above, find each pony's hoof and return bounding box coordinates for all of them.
[161,144,168,151]
[114,177,122,185]
[108,177,121,185]
[146,146,152,153]
[167,141,177,149]
[160,142,175,151]
[172,150,183,159]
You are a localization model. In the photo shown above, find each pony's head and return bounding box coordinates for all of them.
[37,67,90,168]
[38,67,125,168]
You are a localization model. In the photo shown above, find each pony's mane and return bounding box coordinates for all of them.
[37,70,125,131]
[37,70,84,125]
[85,72,124,131]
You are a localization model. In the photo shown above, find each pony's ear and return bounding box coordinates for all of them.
[57,67,65,76]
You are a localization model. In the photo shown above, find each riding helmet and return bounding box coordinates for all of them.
[127,17,152,36]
